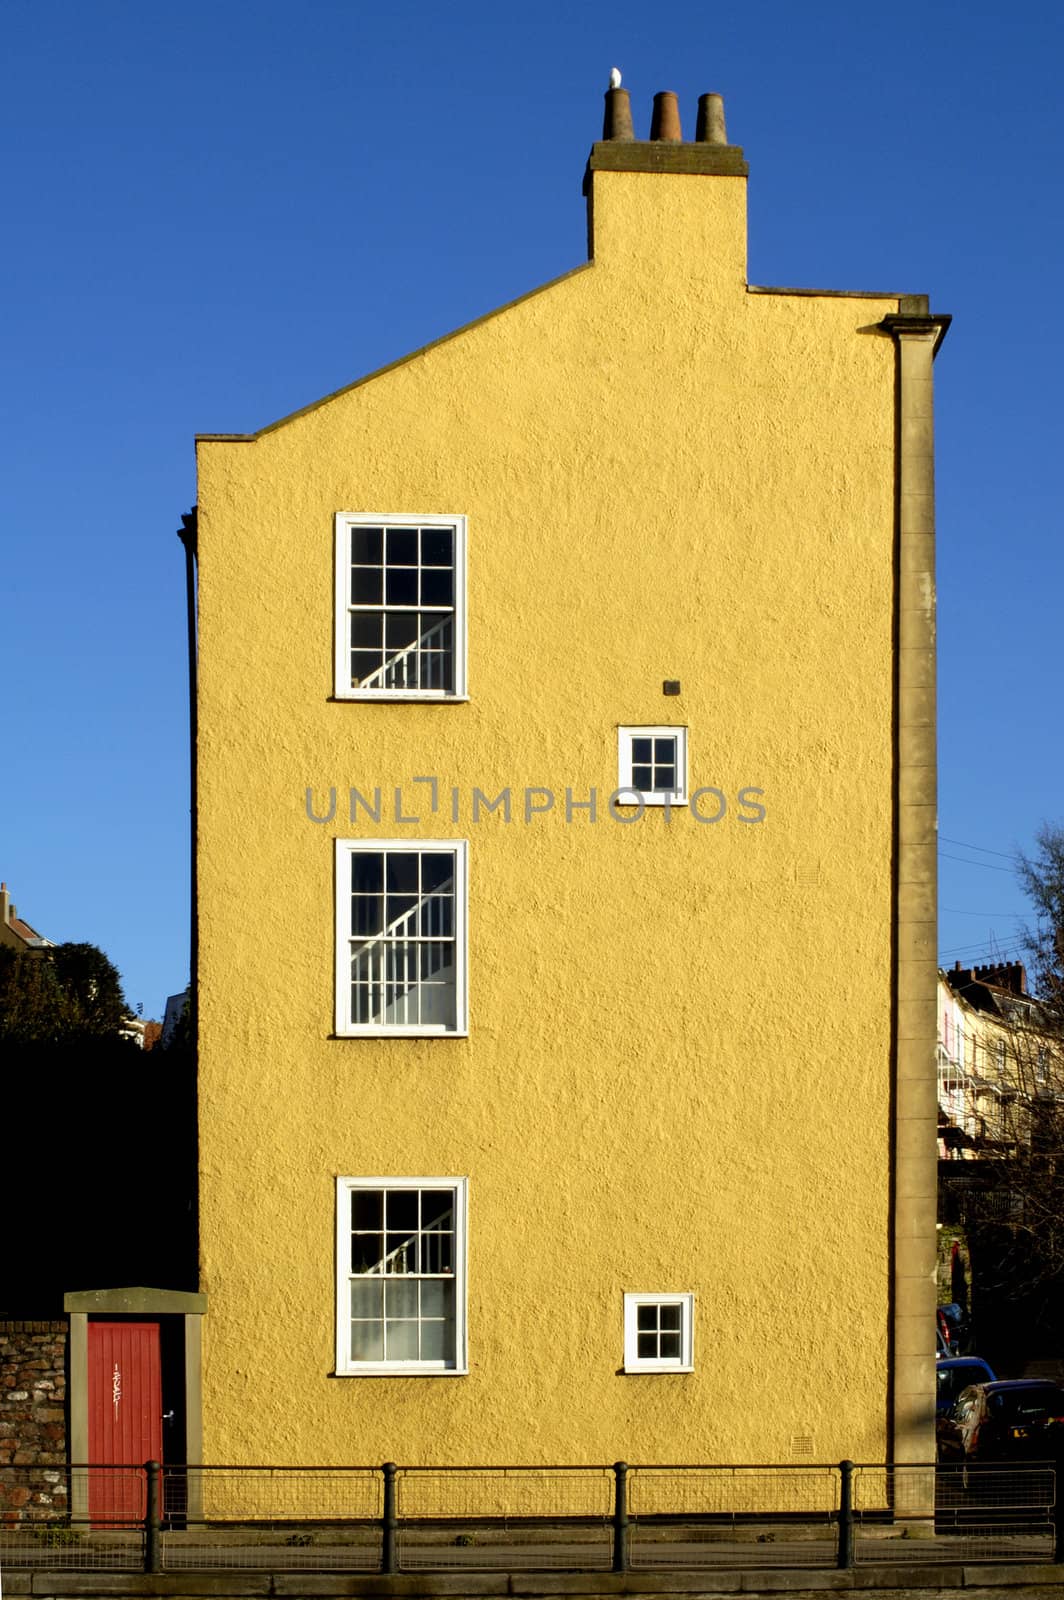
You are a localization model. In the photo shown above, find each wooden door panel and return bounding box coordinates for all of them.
[87,1322,162,1524]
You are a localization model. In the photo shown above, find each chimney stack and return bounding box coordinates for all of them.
[696,92,728,145]
[650,91,682,142]
[584,79,748,205]
[602,80,635,141]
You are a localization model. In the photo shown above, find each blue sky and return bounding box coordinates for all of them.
[3,0,1061,1017]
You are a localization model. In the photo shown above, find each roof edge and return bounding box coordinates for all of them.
[197,259,595,444]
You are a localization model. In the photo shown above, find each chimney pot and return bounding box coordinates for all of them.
[696,92,728,145]
[603,85,635,141]
[650,91,682,143]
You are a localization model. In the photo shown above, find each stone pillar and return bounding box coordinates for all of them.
[882,306,950,1476]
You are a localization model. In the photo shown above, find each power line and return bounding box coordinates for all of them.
[939,851,1016,874]
[940,834,1020,861]
[941,906,1025,918]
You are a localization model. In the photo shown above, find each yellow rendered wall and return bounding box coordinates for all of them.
[196,166,903,1467]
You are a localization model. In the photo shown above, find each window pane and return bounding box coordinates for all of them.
[420,896,454,938]
[385,567,419,606]
[385,611,421,651]
[349,1320,384,1362]
[660,1331,682,1359]
[350,1233,384,1273]
[632,739,652,763]
[420,567,453,606]
[420,1317,451,1362]
[350,614,383,650]
[385,893,418,928]
[420,941,453,980]
[386,1191,419,1231]
[350,568,383,605]
[351,1190,382,1231]
[654,739,676,763]
[386,528,418,565]
[350,526,383,565]
[351,855,383,894]
[422,1191,454,1230]
[422,1234,454,1275]
[659,1305,682,1331]
[655,764,676,790]
[386,1320,419,1361]
[385,1279,419,1319]
[385,854,419,892]
[384,1233,417,1272]
[420,1280,449,1317]
[350,1279,383,1319]
[422,984,457,1031]
[632,766,653,790]
[350,652,383,687]
[420,527,453,566]
[351,941,383,981]
[351,897,382,936]
[421,853,455,891]
[637,1332,657,1359]
[636,1305,657,1332]
[350,983,374,1024]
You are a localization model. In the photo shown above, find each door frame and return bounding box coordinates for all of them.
[65,1287,206,1519]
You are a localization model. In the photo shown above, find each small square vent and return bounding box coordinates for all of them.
[790,1435,815,1460]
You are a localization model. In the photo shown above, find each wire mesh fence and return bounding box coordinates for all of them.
[0,1463,146,1570]
[914,1462,1056,1565]
[395,1466,614,1570]
[0,1459,1059,1573]
[161,1467,382,1572]
[628,1466,840,1569]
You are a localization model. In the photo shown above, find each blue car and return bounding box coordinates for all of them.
[936,1356,996,1416]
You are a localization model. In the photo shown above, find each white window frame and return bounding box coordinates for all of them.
[334,513,468,700]
[335,839,469,1037]
[623,1292,694,1373]
[335,1177,468,1376]
[617,726,688,805]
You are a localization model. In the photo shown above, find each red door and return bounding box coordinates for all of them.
[88,1322,163,1524]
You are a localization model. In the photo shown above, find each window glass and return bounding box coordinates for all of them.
[337,516,465,696]
[338,1179,466,1373]
[618,727,688,805]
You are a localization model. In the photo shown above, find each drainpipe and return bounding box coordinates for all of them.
[176,507,199,1288]
[176,508,197,1014]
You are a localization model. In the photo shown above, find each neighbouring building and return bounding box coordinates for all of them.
[938,961,1057,1158]
[0,881,53,953]
[161,986,191,1046]
[178,81,949,1472]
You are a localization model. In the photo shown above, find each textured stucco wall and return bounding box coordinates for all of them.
[196,162,910,1467]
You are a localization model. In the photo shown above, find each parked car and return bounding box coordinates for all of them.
[937,1380,1064,1464]
[937,1302,968,1356]
[936,1356,997,1417]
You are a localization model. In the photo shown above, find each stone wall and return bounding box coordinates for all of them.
[0,1319,67,1517]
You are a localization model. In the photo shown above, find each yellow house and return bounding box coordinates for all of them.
[190,82,948,1471]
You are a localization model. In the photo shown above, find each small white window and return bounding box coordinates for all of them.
[335,840,469,1036]
[623,1292,694,1372]
[618,727,688,805]
[334,514,467,699]
[336,1178,468,1375]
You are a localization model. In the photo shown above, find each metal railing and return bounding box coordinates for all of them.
[0,1459,1059,1573]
